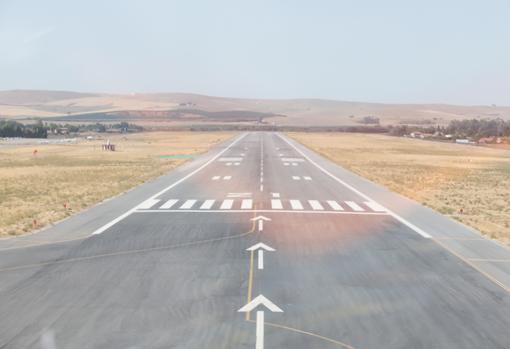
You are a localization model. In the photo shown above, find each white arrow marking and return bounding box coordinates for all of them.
[247,243,275,270]
[251,216,270,231]
[238,294,283,313]
[246,242,276,252]
[238,295,282,349]
[251,216,271,221]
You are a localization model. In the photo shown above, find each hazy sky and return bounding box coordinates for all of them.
[1,0,509,105]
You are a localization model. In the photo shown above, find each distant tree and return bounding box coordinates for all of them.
[359,116,380,125]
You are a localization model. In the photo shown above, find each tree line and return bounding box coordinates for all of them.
[0,120,47,138]
[0,120,143,138]
[389,118,510,139]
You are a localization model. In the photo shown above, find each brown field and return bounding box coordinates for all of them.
[2,90,510,126]
[288,132,510,245]
[0,132,235,237]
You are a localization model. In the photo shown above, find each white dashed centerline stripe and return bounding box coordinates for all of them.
[200,200,215,210]
[364,201,386,212]
[327,200,344,211]
[241,199,253,210]
[180,200,196,209]
[137,199,160,209]
[160,199,179,209]
[308,200,324,210]
[271,199,283,210]
[220,199,234,209]
[345,201,364,212]
[290,200,303,210]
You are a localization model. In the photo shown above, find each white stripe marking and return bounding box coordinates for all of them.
[364,201,386,212]
[258,250,264,270]
[241,199,253,209]
[278,133,432,239]
[212,176,220,180]
[218,157,243,162]
[304,176,312,181]
[137,199,160,209]
[327,200,344,211]
[290,200,303,210]
[223,176,232,180]
[220,199,234,209]
[271,199,283,209]
[345,201,364,211]
[226,162,232,166]
[282,158,305,162]
[272,192,280,198]
[292,163,298,166]
[227,192,252,198]
[308,200,324,210]
[91,134,246,235]
[200,200,215,209]
[160,199,179,209]
[292,176,300,180]
[284,163,289,166]
[234,162,240,166]
[180,200,197,209]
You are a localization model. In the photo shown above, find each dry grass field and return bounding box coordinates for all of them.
[0,132,235,237]
[289,132,510,245]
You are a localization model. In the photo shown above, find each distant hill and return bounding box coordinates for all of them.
[1,89,509,127]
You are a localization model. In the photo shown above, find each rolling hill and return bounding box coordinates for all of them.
[1,90,509,127]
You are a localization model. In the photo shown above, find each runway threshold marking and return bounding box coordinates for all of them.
[136,209,389,215]
[200,200,215,209]
[90,133,247,236]
[278,133,431,239]
[279,133,510,293]
[160,199,179,209]
[137,199,160,209]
